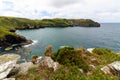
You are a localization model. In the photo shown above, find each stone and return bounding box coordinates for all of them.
[0,54,20,79]
[3,78,15,80]
[36,56,42,63]
[90,64,96,69]
[87,48,95,53]
[39,56,60,71]
[16,62,35,75]
[79,69,84,73]
[101,61,120,75]
[101,66,112,75]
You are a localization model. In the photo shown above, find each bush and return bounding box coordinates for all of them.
[51,66,85,80]
[93,48,112,55]
[92,48,120,65]
[53,46,90,72]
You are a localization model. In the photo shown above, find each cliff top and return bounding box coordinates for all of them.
[0,54,20,64]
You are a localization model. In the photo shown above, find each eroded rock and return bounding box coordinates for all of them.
[0,54,20,79]
[101,61,120,75]
[39,56,60,71]
[16,62,35,75]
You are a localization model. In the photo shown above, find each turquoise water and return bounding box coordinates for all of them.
[17,23,120,56]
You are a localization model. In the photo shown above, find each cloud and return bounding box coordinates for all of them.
[51,0,81,8]
[0,0,120,22]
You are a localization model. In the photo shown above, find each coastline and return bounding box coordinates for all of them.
[23,40,38,47]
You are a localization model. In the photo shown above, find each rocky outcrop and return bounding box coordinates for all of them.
[101,61,120,75]
[39,56,60,71]
[16,62,35,75]
[0,34,27,48]
[0,54,20,79]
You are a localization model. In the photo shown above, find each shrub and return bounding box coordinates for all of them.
[92,48,120,65]
[53,46,90,72]
[93,48,112,55]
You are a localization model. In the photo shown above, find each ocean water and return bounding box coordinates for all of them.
[17,23,120,56]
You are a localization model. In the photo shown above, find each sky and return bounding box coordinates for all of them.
[0,0,120,23]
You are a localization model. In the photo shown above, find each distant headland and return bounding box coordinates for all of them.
[0,16,100,48]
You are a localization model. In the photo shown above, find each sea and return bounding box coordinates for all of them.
[16,23,120,56]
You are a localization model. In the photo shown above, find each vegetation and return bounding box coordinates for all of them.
[53,46,90,72]
[0,16,100,48]
[16,66,118,80]
[92,48,120,65]
[15,46,120,80]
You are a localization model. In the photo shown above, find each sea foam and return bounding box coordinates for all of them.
[24,40,38,47]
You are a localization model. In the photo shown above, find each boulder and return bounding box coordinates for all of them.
[39,56,60,71]
[16,62,35,75]
[101,61,120,75]
[0,54,20,79]
[87,48,95,53]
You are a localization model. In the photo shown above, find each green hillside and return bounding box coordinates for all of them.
[0,16,100,48]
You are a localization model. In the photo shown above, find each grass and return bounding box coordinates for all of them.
[92,48,120,65]
[15,47,120,80]
[0,16,100,43]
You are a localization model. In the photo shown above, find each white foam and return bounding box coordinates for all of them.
[24,40,38,47]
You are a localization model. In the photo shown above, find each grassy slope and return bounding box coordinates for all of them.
[0,16,100,39]
[16,47,120,80]
[0,16,37,44]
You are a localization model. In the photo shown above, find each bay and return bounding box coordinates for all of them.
[17,23,120,56]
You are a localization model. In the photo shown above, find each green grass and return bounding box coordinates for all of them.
[0,16,100,43]
[92,48,120,65]
[15,47,120,80]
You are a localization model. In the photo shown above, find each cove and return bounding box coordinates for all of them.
[17,23,120,56]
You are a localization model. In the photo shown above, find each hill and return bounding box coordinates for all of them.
[0,16,100,48]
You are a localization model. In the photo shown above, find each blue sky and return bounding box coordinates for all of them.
[0,0,120,22]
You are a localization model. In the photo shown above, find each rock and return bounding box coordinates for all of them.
[39,56,60,71]
[0,34,27,48]
[101,61,120,75]
[90,64,96,69]
[101,66,112,75]
[87,72,92,76]
[16,62,35,75]
[36,56,42,63]
[3,78,15,80]
[87,48,95,53]
[0,54,20,79]
[79,69,84,73]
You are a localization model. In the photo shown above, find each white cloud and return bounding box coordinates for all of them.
[0,0,120,22]
[51,0,81,8]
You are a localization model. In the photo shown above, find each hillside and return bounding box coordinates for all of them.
[3,46,119,80]
[0,16,100,48]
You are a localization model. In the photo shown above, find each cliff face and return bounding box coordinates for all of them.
[35,18,100,27]
[0,34,27,48]
[68,19,100,27]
